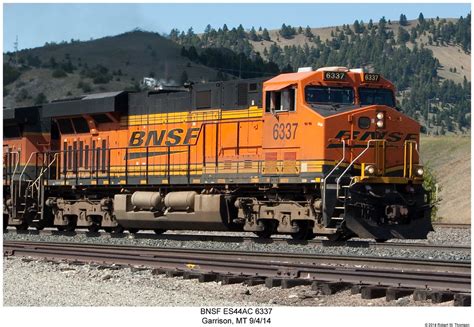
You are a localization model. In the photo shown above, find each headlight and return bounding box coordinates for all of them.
[376,120,384,128]
[376,112,384,120]
[416,167,424,176]
[365,164,376,175]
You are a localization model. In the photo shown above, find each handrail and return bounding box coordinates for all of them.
[30,153,59,192]
[18,152,38,198]
[321,139,345,216]
[336,139,385,198]
[8,150,21,200]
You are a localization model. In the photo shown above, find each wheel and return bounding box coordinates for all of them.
[111,225,125,234]
[254,230,272,238]
[64,220,76,232]
[327,232,351,242]
[88,224,99,233]
[35,223,44,231]
[15,223,28,231]
[290,221,316,241]
[128,228,139,234]
[154,229,166,235]
[253,220,276,239]
[3,214,9,231]
[103,227,113,233]
[56,226,65,232]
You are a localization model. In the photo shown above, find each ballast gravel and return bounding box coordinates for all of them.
[3,227,471,262]
[3,256,456,306]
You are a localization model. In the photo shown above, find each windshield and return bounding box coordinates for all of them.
[305,86,354,105]
[358,88,395,107]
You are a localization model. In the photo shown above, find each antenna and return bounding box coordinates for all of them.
[13,35,19,65]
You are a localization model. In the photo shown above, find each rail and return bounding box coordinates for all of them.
[3,240,471,293]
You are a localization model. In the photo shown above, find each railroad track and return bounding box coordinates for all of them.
[432,222,471,229]
[4,228,471,253]
[3,240,471,305]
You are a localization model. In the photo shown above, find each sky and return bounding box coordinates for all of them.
[3,2,471,52]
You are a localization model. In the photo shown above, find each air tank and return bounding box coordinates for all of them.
[131,192,163,210]
[164,191,197,211]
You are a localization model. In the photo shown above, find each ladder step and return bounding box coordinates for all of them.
[334,206,345,210]
[331,217,344,220]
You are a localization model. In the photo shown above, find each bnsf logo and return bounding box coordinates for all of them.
[129,127,200,147]
[334,130,418,142]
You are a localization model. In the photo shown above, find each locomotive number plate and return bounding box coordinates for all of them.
[323,71,346,81]
[363,73,380,82]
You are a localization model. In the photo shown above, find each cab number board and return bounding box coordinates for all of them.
[363,73,380,82]
[323,71,346,81]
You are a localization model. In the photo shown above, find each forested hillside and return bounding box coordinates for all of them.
[172,13,471,134]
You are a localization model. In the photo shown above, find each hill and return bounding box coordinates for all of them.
[420,135,471,223]
[248,19,470,84]
[3,30,224,108]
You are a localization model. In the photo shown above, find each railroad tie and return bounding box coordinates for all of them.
[244,278,266,286]
[431,291,455,304]
[385,287,414,301]
[151,268,167,275]
[312,281,352,295]
[165,270,184,278]
[454,293,471,307]
[219,275,247,285]
[198,273,218,283]
[183,271,202,280]
[413,289,431,301]
[350,284,369,295]
[265,277,284,288]
[360,286,388,299]
[281,279,312,289]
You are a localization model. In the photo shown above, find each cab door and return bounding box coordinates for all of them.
[262,86,300,177]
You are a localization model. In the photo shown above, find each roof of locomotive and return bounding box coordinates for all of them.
[3,105,42,124]
[42,91,128,118]
[264,67,395,90]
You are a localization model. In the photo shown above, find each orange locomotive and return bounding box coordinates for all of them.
[3,66,432,240]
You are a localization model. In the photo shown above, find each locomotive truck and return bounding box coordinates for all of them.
[3,66,432,241]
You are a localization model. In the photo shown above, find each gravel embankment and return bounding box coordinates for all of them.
[3,256,455,306]
[3,227,471,262]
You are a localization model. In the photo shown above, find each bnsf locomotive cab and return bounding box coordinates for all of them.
[261,67,430,240]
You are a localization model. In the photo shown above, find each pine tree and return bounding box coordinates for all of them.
[249,26,259,41]
[353,20,361,33]
[262,28,270,41]
[418,12,425,24]
[399,14,408,26]
[304,25,313,38]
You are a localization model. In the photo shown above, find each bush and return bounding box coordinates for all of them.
[77,80,92,93]
[4,63,21,85]
[15,88,30,102]
[34,92,48,105]
[52,69,67,78]
[423,165,442,221]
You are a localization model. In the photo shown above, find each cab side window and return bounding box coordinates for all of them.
[265,88,295,112]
